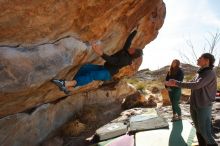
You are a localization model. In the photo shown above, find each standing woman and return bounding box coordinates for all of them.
[166,59,184,121]
[166,53,217,146]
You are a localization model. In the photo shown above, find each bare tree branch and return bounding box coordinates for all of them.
[179,31,220,67]
[186,40,198,61]
[179,49,194,65]
[205,31,220,54]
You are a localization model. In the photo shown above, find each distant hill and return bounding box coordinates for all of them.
[135,64,198,81]
[152,63,198,75]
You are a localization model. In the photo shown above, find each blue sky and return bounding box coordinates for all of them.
[140,0,220,70]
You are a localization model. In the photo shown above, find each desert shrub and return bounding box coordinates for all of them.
[136,82,146,91]
[126,78,139,85]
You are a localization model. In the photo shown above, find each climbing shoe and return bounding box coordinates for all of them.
[51,79,71,95]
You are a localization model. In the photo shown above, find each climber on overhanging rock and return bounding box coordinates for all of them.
[52,30,143,95]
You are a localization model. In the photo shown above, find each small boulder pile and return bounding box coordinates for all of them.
[121,91,157,110]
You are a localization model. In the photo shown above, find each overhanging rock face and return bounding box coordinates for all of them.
[0,81,137,146]
[0,0,166,145]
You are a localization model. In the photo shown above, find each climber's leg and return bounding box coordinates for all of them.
[74,66,111,87]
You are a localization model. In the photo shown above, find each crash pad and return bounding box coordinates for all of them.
[135,120,197,146]
[91,134,134,146]
[95,122,128,141]
[129,115,169,132]
[95,108,159,141]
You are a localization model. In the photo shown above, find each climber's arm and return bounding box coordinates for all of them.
[122,30,137,51]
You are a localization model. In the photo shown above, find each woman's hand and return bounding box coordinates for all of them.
[165,79,177,87]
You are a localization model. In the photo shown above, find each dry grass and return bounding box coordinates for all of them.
[125,78,139,85]
[125,77,164,92]
[144,80,164,90]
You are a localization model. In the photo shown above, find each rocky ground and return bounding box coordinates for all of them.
[41,65,220,146]
[42,93,220,146]
[158,103,220,145]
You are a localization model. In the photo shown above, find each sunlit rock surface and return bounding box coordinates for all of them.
[0,0,166,145]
